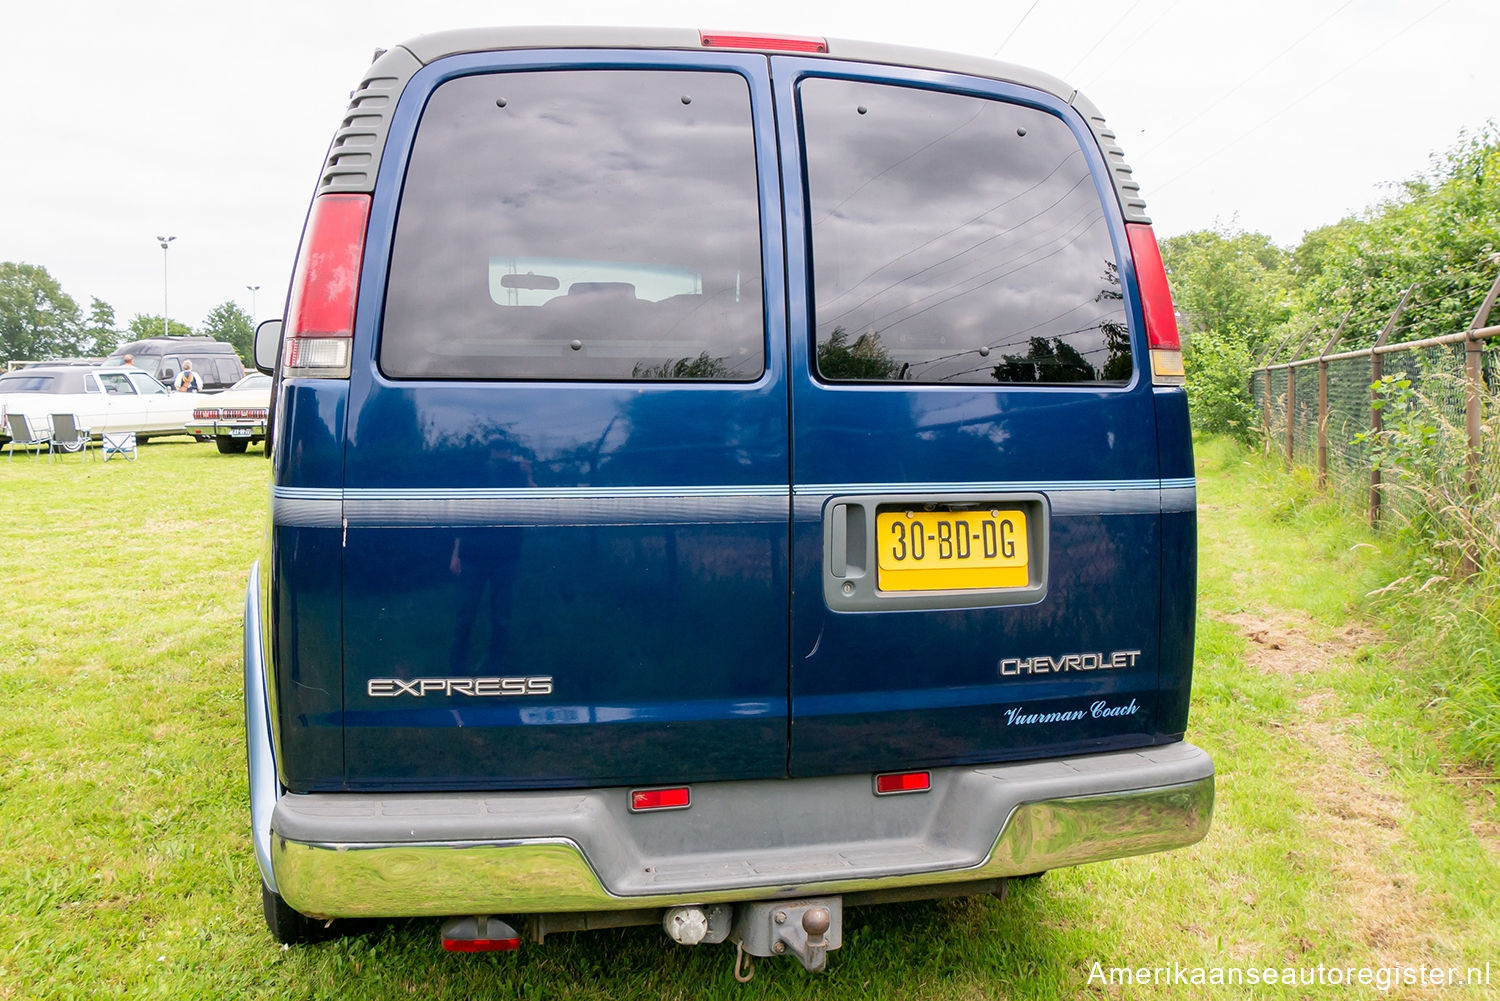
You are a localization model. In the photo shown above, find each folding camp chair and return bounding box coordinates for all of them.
[6,412,51,459]
[49,413,93,461]
[101,431,138,461]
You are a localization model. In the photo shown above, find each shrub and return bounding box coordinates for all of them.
[1184,329,1256,443]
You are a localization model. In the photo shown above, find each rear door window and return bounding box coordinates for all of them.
[212,358,242,384]
[381,69,765,382]
[799,79,1130,385]
[98,372,138,395]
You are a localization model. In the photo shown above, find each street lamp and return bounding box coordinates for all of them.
[156,235,176,337]
[246,284,261,321]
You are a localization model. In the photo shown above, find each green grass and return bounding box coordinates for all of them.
[1,437,1496,999]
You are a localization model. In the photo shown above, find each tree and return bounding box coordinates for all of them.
[817,327,898,380]
[1287,124,1500,347]
[1159,227,1291,355]
[128,314,195,340]
[82,297,121,356]
[201,300,254,364]
[0,261,83,364]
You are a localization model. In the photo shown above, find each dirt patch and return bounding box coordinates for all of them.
[1218,610,1382,675]
[1220,612,1435,967]
[1447,764,1500,855]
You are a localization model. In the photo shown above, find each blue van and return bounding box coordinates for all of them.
[247,27,1211,973]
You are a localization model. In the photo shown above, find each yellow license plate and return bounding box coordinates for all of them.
[876,509,1029,592]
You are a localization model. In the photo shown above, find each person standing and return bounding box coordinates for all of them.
[174,360,203,392]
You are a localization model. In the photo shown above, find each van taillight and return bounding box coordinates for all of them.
[699,30,828,53]
[1125,223,1184,386]
[283,193,370,379]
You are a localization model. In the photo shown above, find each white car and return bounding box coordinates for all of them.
[0,365,206,444]
[185,373,272,454]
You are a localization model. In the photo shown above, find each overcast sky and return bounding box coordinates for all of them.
[2,0,1495,332]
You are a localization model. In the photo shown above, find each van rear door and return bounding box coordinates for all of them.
[337,52,790,790]
[775,60,1169,776]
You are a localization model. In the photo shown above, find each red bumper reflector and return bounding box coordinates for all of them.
[875,771,931,795]
[700,30,828,53]
[630,786,691,812]
[443,937,520,953]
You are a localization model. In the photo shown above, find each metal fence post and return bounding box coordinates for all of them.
[1263,370,1273,454]
[1369,350,1384,527]
[1368,288,1415,527]
[1282,325,1320,469]
[1460,271,1500,573]
[1316,312,1351,491]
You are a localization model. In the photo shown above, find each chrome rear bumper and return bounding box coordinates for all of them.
[265,744,1213,919]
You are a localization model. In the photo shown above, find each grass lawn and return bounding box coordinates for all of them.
[0,436,1495,999]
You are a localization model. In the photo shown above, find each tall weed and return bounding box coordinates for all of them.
[1354,371,1500,765]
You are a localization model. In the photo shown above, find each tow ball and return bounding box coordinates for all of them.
[664,897,842,980]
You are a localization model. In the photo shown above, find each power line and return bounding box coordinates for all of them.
[1064,0,1147,79]
[1153,0,1456,194]
[1132,0,1357,160]
[993,0,1043,57]
[1079,0,1186,89]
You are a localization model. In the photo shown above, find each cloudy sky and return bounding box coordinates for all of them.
[2,0,1495,331]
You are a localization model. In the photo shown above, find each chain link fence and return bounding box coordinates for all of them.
[1251,260,1500,535]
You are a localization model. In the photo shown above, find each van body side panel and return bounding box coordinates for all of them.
[336,52,791,790]
[1154,387,1196,738]
[775,59,1165,776]
[268,381,347,790]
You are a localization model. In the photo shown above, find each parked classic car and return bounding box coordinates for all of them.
[185,373,272,453]
[0,365,205,442]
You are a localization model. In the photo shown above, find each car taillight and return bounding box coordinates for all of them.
[630,787,691,812]
[223,408,268,419]
[283,192,370,379]
[1125,223,1183,386]
[699,30,828,52]
[192,408,219,420]
[874,771,931,795]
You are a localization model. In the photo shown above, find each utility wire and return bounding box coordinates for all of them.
[1064,0,1146,79]
[1153,0,1456,193]
[993,0,1043,56]
[1075,0,1186,90]
[1133,0,1357,160]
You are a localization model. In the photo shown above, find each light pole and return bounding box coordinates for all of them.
[156,235,176,337]
[246,284,261,321]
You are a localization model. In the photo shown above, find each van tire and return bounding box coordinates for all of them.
[261,882,328,944]
[217,438,250,454]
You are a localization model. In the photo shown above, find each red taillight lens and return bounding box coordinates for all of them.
[1125,223,1184,384]
[630,787,691,812]
[699,30,828,53]
[442,937,521,953]
[283,192,370,378]
[223,408,268,420]
[192,409,218,420]
[874,771,931,795]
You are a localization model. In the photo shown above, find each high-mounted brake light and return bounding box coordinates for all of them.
[700,30,828,53]
[630,787,691,812]
[1125,223,1184,385]
[283,192,370,379]
[874,771,931,795]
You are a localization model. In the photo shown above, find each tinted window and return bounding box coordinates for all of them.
[381,69,765,382]
[212,358,243,384]
[800,80,1130,385]
[0,375,57,392]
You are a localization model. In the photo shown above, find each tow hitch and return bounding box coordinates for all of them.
[724,897,842,979]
